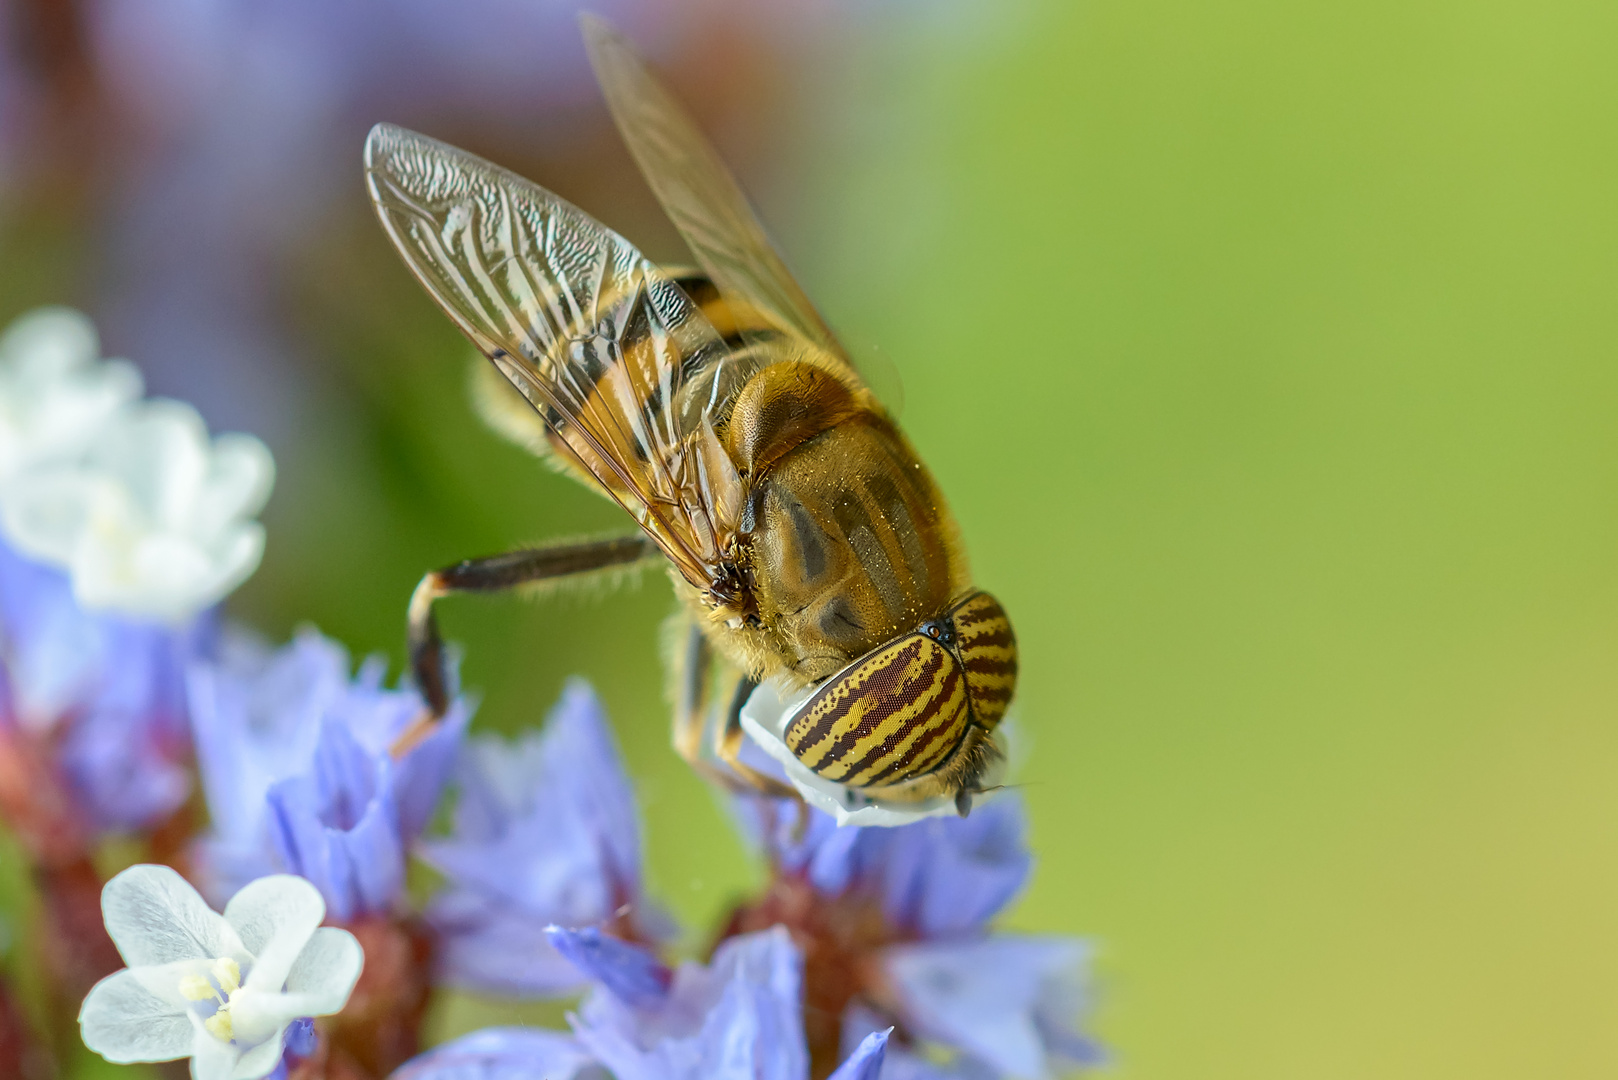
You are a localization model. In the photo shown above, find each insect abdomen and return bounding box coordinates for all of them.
[782,634,970,788]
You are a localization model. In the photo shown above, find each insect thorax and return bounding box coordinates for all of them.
[741,412,966,685]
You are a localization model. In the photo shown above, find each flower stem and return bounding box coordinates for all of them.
[321,916,435,1079]
[36,856,122,1057]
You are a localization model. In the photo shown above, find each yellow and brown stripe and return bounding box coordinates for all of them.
[527,268,773,581]
[948,591,1018,731]
[783,634,971,789]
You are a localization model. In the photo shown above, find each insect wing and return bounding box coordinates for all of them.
[364,123,744,591]
[581,15,849,363]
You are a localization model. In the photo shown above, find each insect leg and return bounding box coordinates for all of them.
[671,619,715,767]
[668,622,754,792]
[714,674,802,801]
[668,625,799,801]
[401,535,657,748]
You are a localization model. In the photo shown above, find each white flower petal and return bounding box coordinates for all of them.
[0,468,106,564]
[228,928,360,1046]
[0,308,143,486]
[201,433,275,528]
[280,926,364,1016]
[0,317,276,620]
[197,522,265,600]
[740,677,1005,826]
[188,1015,241,1080]
[78,968,193,1063]
[126,958,220,1007]
[0,307,99,374]
[224,875,325,991]
[97,399,210,525]
[129,533,215,603]
[230,1025,290,1080]
[102,865,242,968]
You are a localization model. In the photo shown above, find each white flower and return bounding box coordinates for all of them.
[0,307,143,487]
[0,306,275,622]
[739,677,1007,827]
[79,865,363,1080]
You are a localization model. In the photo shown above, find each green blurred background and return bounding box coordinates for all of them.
[5,0,1618,1076]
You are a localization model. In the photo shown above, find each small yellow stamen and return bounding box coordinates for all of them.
[182,957,246,1043]
[203,1009,234,1041]
[178,975,216,1002]
[212,957,241,996]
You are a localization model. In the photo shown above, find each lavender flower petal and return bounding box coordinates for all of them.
[842,1006,998,1080]
[866,799,1032,937]
[265,719,404,922]
[542,680,642,894]
[826,1029,891,1080]
[0,540,108,729]
[392,702,467,840]
[422,681,653,998]
[427,892,586,997]
[56,698,190,832]
[282,1017,316,1058]
[188,626,467,907]
[569,927,808,1080]
[545,927,671,1008]
[187,628,347,893]
[0,538,197,834]
[743,792,1032,937]
[390,1027,601,1080]
[884,937,1097,1080]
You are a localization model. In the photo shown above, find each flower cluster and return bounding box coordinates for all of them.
[386,691,1095,1080]
[0,307,273,623]
[187,626,470,918]
[728,793,1099,1079]
[0,307,1097,1080]
[419,680,660,998]
[0,308,283,1057]
[0,308,273,847]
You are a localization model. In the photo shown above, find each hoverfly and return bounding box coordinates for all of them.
[365,15,1016,816]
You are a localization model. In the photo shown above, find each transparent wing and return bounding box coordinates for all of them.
[581,14,848,362]
[364,123,746,593]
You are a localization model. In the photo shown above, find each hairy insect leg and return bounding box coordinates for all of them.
[671,619,716,768]
[669,623,757,793]
[670,624,801,803]
[395,535,656,756]
[711,673,810,836]
[713,676,799,801]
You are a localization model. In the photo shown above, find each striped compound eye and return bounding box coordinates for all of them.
[781,591,1017,792]
[944,591,1017,730]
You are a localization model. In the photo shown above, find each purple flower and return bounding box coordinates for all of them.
[187,626,468,917]
[545,927,671,1008]
[421,680,657,997]
[258,1020,319,1080]
[733,792,1098,1079]
[884,939,1101,1079]
[388,1027,600,1080]
[549,925,889,1080]
[0,303,277,837]
[750,793,1033,937]
[264,718,406,923]
[0,536,198,836]
[839,1006,998,1080]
